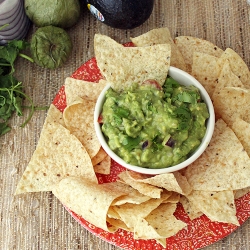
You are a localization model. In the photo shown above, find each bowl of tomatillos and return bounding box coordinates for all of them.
[94,67,215,175]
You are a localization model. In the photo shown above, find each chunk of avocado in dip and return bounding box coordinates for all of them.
[100,76,209,169]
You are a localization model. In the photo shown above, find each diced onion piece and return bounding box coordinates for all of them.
[142,140,149,150]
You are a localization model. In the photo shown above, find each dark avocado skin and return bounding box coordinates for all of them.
[86,0,155,29]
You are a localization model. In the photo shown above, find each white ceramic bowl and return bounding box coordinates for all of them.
[94,67,215,175]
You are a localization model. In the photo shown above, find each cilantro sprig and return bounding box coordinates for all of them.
[163,76,202,131]
[0,38,47,136]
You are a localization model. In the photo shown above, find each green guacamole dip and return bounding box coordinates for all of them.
[101,76,209,169]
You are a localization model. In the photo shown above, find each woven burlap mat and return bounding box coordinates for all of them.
[1,1,250,249]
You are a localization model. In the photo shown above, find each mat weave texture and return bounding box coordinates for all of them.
[1,1,250,249]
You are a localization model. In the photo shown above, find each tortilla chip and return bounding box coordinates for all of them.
[184,119,250,191]
[118,171,163,198]
[91,147,108,166]
[127,171,192,195]
[234,187,250,199]
[94,34,171,92]
[211,63,246,121]
[156,238,167,248]
[216,61,245,90]
[112,196,166,229]
[232,118,250,157]
[141,203,186,239]
[212,87,250,125]
[94,155,111,175]
[217,48,250,88]
[31,104,65,146]
[130,27,171,46]
[111,184,151,206]
[179,196,203,220]
[134,203,186,241]
[63,97,101,158]
[191,52,219,96]
[94,33,123,50]
[52,177,127,232]
[107,206,121,219]
[130,27,186,71]
[43,104,65,127]
[15,123,97,194]
[185,190,239,225]
[174,36,223,70]
[64,77,108,105]
[133,218,164,239]
[163,192,180,204]
[106,217,131,232]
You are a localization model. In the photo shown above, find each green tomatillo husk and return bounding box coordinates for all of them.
[30,26,72,69]
[24,0,81,28]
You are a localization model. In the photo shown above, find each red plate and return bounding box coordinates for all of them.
[52,53,250,250]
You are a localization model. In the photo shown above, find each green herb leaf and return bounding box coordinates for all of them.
[152,136,164,152]
[175,106,192,130]
[0,95,5,106]
[146,102,157,113]
[0,46,18,71]
[13,96,23,116]
[0,24,9,31]
[177,91,197,104]
[8,40,30,50]
[0,38,41,136]
[122,136,141,151]
[112,105,130,118]
[0,122,11,136]
[175,106,191,119]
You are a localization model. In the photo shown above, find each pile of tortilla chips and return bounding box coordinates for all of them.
[15,78,110,194]
[15,27,250,248]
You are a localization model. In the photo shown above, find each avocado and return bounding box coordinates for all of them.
[85,0,155,29]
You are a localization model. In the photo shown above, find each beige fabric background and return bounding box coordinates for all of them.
[1,0,250,249]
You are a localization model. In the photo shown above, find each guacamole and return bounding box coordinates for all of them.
[100,76,209,169]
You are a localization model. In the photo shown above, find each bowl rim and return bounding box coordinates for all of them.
[94,66,215,175]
